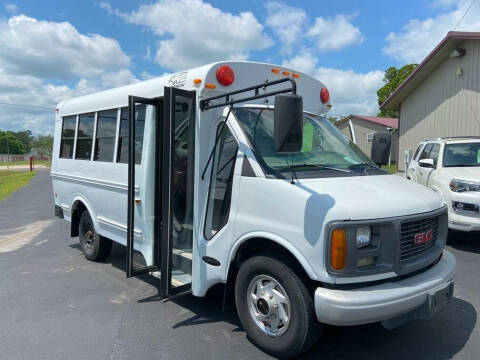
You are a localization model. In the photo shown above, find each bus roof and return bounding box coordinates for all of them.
[58,61,331,117]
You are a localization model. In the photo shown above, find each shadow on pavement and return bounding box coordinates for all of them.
[447,230,480,254]
[70,240,476,360]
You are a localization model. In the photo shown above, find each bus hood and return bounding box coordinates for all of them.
[298,174,444,221]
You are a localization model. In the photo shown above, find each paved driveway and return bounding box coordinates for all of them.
[0,170,478,359]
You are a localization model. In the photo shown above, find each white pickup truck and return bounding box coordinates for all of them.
[407,137,480,232]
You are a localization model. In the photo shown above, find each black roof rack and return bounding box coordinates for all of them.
[199,78,296,111]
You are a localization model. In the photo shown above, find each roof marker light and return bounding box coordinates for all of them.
[282,71,290,76]
[292,73,299,78]
[205,83,216,89]
[271,68,280,74]
[216,65,234,86]
[320,87,330,104]
[193,78,202,84]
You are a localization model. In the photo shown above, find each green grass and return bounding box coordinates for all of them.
[0,159,51,167]
[381,164,397,174]
[0,171,36,201]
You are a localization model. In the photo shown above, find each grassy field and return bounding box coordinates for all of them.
[0,159,51,167]
[381,164,397,174]
[0,171,36,201]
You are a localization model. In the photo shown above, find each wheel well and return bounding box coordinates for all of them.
[70,201,87,237]
[224,238,314,306]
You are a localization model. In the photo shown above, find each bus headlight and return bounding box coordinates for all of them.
[356,226,371,248]
[449,179,480,192]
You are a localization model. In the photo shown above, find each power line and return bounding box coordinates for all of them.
[454,0,476,30]
[0,102,56,111]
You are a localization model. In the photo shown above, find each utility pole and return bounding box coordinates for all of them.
[6,136,9,163]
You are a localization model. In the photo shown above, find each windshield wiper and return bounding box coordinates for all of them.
[278,163,355,174]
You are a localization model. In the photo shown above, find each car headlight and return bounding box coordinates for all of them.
[356,226,371,248]
[449,179,480,192]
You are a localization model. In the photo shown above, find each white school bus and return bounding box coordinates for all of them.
[52,61,455,358]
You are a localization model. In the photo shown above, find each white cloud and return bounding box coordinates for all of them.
[383,0,480,63]
[0,15,130,79]
[106,0,272,71]
[0,15,137,134]
[265,2,306,55]
[4,3,18,14]
[283,52,383,117]
[306,14,364,51]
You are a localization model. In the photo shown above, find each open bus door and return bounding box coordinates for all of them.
[126,88,196,299]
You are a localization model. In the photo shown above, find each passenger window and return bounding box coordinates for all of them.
[94,109,117,162]
[429,144,440,167]
[75,113,95,160]
[204,124,238,240]
[117,107,144,164]
[413,143,423,161]
[419,143,433,161]
[59,116,77,158]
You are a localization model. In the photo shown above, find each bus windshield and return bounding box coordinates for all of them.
[233,108,382,177]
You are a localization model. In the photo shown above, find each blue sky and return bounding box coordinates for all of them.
[1,0,479,134]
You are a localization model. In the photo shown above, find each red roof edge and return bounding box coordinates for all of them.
[349,115,398,128]
[380,31,480,110]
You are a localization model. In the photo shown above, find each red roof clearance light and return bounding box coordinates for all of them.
[216,65,235,86]
[320,87,329,104]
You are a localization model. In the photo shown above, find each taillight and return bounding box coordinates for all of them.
[216,65,234,86]
[320,87,329,104]
[330,229,346,270]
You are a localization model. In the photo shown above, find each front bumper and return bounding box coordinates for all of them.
[314,250,456,326]
[448,210,480,232]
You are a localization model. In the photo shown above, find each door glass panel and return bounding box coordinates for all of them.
[204,124,238,240]
[127,98,158,277]
[170,94,195,290]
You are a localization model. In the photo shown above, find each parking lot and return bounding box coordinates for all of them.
[0,170,478,360]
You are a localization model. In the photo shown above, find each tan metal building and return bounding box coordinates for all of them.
[381,31,480,172]
[336,115,398,163]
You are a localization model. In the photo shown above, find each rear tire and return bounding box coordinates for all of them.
[78,211,112,261]
[235,255,322,358]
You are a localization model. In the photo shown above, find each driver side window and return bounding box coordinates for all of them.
[204,124,239,240]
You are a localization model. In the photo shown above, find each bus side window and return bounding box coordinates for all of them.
[117,107,144,164]
[94,109,117,162]
[204,124,238,240]
[59,115,77,158]
[75,113,95,160]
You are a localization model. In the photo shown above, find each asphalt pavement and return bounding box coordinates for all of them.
[0,170,478,360]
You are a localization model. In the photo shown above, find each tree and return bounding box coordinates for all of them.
[327,116,339,124]
[377,64,417,118]
[32,135,54,155]
[11,130,33,153]
[0,130,27,154]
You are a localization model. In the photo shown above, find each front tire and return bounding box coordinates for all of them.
[235,255,322,358]
[78,211,112,261]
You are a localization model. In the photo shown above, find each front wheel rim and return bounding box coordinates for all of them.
[247,275,291,337]
[82,221,95,252]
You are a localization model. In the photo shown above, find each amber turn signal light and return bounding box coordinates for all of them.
[331,229,346,270]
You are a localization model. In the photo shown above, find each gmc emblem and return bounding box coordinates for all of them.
[414,229,433,246]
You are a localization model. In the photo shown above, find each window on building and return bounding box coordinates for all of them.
[204,124,238,240]
[117,107,145,164]
[75,113,95,160]
[59,116,77,158]
[367,133,374,143]
[94,109,117,162]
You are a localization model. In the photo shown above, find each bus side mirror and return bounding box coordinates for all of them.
[274,94,303,153]
[371,132,392,166]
